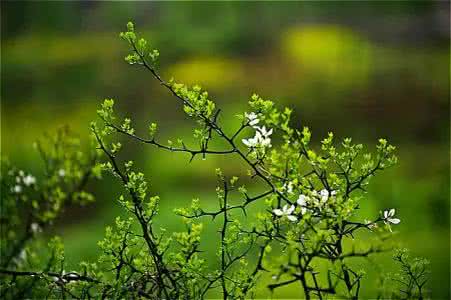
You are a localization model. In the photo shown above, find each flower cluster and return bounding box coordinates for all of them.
[273,204,297,221]
[242,112,273,149]
[273,188,338,222]
[11,170,36,194]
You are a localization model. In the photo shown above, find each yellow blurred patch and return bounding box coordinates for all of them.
[2,100,97,158]
[282,25,373,88]
[165,57,244,90]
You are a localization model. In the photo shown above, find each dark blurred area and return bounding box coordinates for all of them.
[1,2,449,298]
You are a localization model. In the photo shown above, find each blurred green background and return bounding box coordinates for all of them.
[1,1,449,299]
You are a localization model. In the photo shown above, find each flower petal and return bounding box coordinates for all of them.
[320,189,329,197]
[255,131,263,140]
[266,128,273,136]
[287,215,298,222]
[389,218,400,224]
[287,205,295,214]
[273,209,284,216]
[249,119,259,126]
[389,208,395,217]
[297,195,306,206]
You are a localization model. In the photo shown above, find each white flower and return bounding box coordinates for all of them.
[13,185,22,194]
[244,112,260,127]
[296,195,307,206]
[273,204,297,222]
[319,189,336,203]
[242,126,273,149]
[255,126,273,147]
[282,182,294,194]
[320,189,329,202]
[23,175,36,186]
[242,135,259,148]
[58,169,66,177]
[296,194,309,215]
[255,126,273,138]
[383,209,400,225]
[30,223,41,234]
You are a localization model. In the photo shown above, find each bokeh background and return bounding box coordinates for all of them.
[2,1,449,299]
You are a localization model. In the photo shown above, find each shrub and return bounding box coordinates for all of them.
[0,22,429,300]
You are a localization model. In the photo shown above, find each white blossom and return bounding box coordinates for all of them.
[242,127,273,149]
[296,194,309,215]
[13,185,22,194]
[23,174,36,186]
[273,204,297,222]
[255,126,273,139]
[320,189,329,202]
[255,126,272,147]
[30,223,41,234]
[242,135,259,148]
[244,112,260,127]
[58,169,66,177]
[282,181,294,194]
[383,209,400,230]
[319,189,336,203]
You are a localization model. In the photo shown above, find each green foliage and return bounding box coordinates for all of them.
[378,249,430,300]
[0,21,430,300]
[0,127,98,269]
